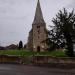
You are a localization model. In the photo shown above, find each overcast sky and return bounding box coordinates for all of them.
[0,0,75,46]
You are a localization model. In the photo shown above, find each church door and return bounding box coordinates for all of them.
[37,46,40,52]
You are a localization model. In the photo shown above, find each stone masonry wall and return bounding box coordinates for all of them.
[0,55,75,68]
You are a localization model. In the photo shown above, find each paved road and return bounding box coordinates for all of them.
[0,64,75,75]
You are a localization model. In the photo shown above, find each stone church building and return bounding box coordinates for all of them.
[26,0,48,52]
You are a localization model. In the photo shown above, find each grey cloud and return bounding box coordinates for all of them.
[66,0,75,9]
[0,0,33,5]
[0,7,14,14]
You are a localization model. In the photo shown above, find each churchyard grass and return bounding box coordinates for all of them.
[0,49,67,57]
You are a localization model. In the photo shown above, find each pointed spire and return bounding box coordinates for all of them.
[33,0,45,24]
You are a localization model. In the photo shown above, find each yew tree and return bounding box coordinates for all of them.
[49,8,75,57]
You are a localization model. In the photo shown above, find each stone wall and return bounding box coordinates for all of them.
[32,56,75,64]
[0,55,75,68]
[31,56,75,68]
[0,55,75,64]
[0,55,22,64]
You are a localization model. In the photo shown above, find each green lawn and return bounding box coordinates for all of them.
[0,49,67,57]
[0,50,67,57]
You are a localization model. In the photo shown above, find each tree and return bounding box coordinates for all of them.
[48,8,75,57]
[18,41,23,50]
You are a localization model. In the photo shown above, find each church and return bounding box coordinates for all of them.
[26,0,48,52]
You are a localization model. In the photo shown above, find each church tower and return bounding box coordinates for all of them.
[27,0,48,51]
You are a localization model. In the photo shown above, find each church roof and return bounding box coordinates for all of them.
[33,0,45,24]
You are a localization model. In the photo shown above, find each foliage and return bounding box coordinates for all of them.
[18,41,23,50]
[46,39,56,51]
[48,8,75,57]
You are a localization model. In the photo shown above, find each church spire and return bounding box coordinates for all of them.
[33,0,45,24]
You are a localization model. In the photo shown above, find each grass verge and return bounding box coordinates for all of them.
[0,49,67,57]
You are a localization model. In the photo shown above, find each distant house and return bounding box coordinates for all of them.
[6,44,18,50]
[0,46,5,50]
